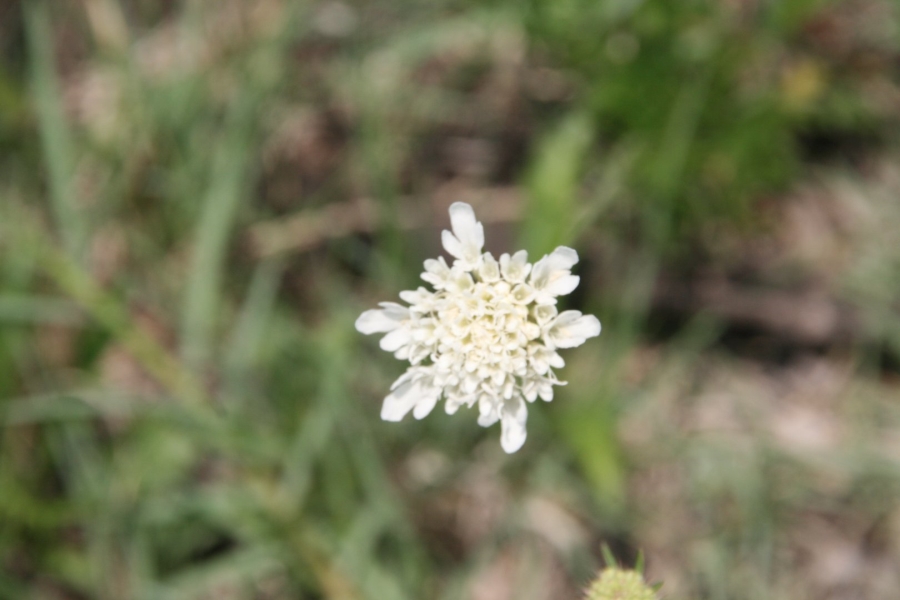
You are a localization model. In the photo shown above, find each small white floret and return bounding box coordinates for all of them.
[543,311,601,349]
[499,250,530,283]
[531,246,581,304]
[441,202,485,270]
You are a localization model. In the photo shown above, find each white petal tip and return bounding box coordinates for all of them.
[354,310,383,335]
[501,433,526,454]
[552,246,579,265]
[448,201,475,216]
[412,395,439,420]
[380,407,406,422]
[585,315,601,338]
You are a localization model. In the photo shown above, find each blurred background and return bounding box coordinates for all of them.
[1,0,900,598]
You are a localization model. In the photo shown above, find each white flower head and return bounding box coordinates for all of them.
[356,202,601,453]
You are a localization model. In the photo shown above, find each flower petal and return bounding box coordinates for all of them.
[379,327,411,352]
[500,250,531,283]
[445,397,464,414]
[389,369,415,391]
[399,287,432,306]
[381,377,420,421]
[448,202,484,252]
[533,304,558,325]
[548,351,565,369]
[545,246,578,270]
[510,283,536,305]
[413,390,440,419]
[441,230,465,260]
[477,395,500,427]
[500,397,528,453]
[543,311,601,349]
[530,246,579,296]
[421,257,452,288]
[355,302,409,334]
[441,203,485,268]
[543,274,580,297]
[478,252,501,282]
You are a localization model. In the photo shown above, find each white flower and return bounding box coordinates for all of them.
[356,202,601,453]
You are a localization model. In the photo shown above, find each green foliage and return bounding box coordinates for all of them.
[24,1,87,260]
[522,111,594,255]
[523,0,835,241]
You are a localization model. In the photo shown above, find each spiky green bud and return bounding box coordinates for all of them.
[584,567,658,600]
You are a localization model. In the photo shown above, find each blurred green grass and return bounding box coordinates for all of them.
[2,0,900,598]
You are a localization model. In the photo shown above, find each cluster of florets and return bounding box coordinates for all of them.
[356,202,600,452]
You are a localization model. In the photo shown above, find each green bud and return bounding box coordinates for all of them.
[584,567,658,600]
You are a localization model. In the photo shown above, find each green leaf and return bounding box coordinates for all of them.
[24,1,88,260]
[522,111,594,256]
[180,99,256,369]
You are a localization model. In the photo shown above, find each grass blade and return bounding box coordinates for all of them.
[0,294,82,325]
[180,100,255,369]
[24,1,87,260]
